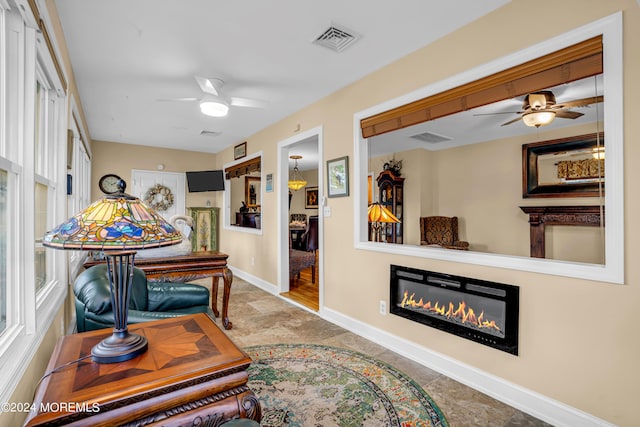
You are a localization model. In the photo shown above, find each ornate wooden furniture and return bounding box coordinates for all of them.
[235,212,261,228]
[419,216,469,250]
[245,176,260,208]
[24,314,261,426]
[84,251,234,330]
[188,207,219,252]
[520,205,604,258]
[289,232,316,285]
[377,170,404,243]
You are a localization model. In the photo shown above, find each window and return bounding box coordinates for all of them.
[0,1,71,403]
[67,109,92,277]
[354,13,623,284]
[0,169,6,334]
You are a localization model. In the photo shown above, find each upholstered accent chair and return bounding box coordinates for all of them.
[301,215,319,253]
[419,216,469,250]
[74,264,214,332]
[289,213,307,226]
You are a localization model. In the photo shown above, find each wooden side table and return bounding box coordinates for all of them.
[84,251,235,329]
[24,314,261,426]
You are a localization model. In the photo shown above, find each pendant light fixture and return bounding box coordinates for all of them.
[288,155,307,191]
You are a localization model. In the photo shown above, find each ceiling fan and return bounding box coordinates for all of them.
[159,76,267,117]
[477,90,603,128]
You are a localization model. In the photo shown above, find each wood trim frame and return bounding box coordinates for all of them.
[224,156,261,179]
[27,0,68,92]
[361,36,602,138]
[519,206,604,258]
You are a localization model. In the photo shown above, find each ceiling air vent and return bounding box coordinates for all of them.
[312,23,360,53]
[200,130,221,138]
[410,131,452,144]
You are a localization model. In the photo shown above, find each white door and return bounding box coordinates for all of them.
[131,170,186,221]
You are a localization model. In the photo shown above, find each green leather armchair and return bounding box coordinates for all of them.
[74,264,214,332]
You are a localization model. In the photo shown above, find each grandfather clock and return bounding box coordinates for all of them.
[377,170,404,243]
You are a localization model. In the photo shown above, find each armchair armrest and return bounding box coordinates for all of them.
[147,283,210,312]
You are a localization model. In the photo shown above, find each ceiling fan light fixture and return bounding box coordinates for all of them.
[199,97,229,117]
[522,110,556,128]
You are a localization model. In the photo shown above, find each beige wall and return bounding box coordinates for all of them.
[90,140,220,208]
[210,2,639,425]
[289,170,319,217]
[430,123,603,262]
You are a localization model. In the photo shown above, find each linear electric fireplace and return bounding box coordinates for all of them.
[390,265,519,355]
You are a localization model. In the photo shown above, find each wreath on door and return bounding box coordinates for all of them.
[144,184,174,211]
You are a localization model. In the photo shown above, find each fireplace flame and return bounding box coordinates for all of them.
[400,291,501,332]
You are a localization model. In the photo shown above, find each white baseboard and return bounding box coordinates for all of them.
[323,308,615,427]
[229,266,279,295]
[229,268,615,427]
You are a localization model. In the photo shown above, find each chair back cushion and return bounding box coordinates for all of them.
[74,265,112,314]
[421,216,458,245]
[289,213,307,227]
[74,264,149,313]
[305,216,319,252]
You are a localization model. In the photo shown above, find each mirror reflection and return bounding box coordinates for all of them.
[230,170,261,229]
[368,74,605,265]
[245,176,261,207]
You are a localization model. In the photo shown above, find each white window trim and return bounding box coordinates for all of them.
[0,1,68,403]
[353,13,624,284]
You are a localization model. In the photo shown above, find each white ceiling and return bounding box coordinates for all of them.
[54,0,510,155]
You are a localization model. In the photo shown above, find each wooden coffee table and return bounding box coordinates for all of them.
[24,313,261,426]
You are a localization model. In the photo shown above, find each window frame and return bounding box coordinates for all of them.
[353,13,624,284]
[0,1,69,403]
[223,151,263,235]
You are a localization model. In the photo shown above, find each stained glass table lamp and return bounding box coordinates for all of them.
[43,180,182,363]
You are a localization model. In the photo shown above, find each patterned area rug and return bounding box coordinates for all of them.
[245,344,448,427]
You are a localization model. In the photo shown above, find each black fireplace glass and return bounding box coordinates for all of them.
[390,265,519,355]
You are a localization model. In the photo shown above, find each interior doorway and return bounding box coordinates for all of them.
[278,127,323,312]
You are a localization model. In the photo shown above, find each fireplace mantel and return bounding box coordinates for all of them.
[519,205,604,258]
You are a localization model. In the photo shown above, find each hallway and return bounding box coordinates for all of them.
[281,252,319,311]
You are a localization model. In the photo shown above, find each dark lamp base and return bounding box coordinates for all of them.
[91,330,148,364]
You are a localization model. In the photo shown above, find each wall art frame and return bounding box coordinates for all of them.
[305,186,318,208]
[327,155,349,198]
[234,141,247,160]
[522,133,604,198]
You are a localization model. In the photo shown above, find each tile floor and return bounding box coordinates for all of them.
[200,277,551,427]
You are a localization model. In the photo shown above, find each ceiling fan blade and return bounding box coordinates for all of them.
[555,110,584,119]
[230,97,268,108]
[156,97,198,102]
[473,111,522,116]
[195,76,220,96]
[555,96,604,109]
[500,116,523,126]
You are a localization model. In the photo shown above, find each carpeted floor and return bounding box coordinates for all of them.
[245,343,448,427]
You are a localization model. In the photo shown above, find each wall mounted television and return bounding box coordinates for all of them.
[186,170,225,192]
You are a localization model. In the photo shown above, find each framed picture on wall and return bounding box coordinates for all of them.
[522,133,604,198]
[234,141,247,160]
[327,156,349,197]
[305,186,318,208]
